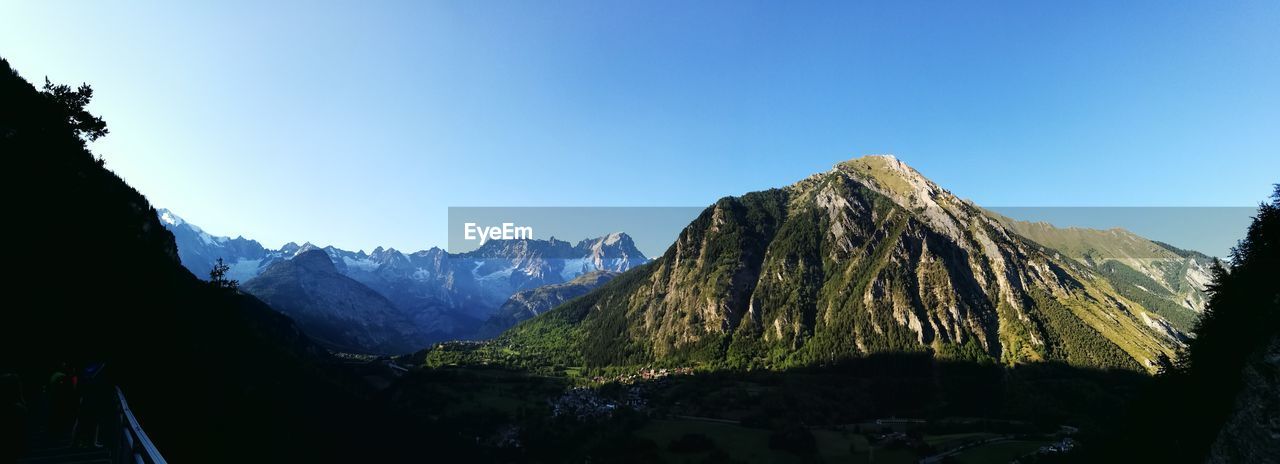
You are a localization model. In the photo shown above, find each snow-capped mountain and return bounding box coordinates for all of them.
[159,209,272,282]
[157,209,650,346]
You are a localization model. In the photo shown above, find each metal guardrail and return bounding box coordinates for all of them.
[115,387,168,464]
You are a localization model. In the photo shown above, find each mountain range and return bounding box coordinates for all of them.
[159,209,648,353]
[476,155,1211,373]
[474,270,620,339]
[11,50,1272,463]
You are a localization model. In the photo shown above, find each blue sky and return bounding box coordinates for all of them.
[3,1,1276,252]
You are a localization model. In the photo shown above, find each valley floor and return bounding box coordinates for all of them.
[381,353,1140,463]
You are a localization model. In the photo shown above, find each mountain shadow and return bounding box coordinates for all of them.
[391,349,1154,462]
[0,57,470,462]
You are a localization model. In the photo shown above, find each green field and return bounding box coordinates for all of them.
[814,428,863,463]
[863,448,919,464]
[924,432,999,446]
[633,419,953,464]
[635,418,790,463]
[952,440,1048,464]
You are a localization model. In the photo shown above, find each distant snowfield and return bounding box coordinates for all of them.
[226,258,263,282]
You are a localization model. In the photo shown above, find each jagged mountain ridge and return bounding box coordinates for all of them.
[158,209,649,345]
[493,155,1192,372]
[160,209,271,282]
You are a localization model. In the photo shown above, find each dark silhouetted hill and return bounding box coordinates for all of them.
[0,57,460,463]
[1103,186,1279,462]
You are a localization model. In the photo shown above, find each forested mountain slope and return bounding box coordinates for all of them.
[475,271,619,339]
[993,214,1213,332]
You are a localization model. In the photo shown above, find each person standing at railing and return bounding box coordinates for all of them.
[47,362,78,441]
[74,362,110,449]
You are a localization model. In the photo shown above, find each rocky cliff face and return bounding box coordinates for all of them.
[502,155,1184,371]
[577,233,647,272]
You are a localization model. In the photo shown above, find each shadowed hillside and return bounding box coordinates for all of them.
[1101,186,1279,463]
[0,57,463,463]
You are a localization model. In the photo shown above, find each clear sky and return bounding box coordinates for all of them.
[3,1,1276,252]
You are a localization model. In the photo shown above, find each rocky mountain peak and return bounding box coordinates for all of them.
[576,232,640,253]
[157,208,185,227]
[410,247,447,260]
[291,249,337,273]
[826,155,976,246]
[602,232,626,245]
[369,246,399,258]
[834,155,951,206]
[574,232,647,271]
